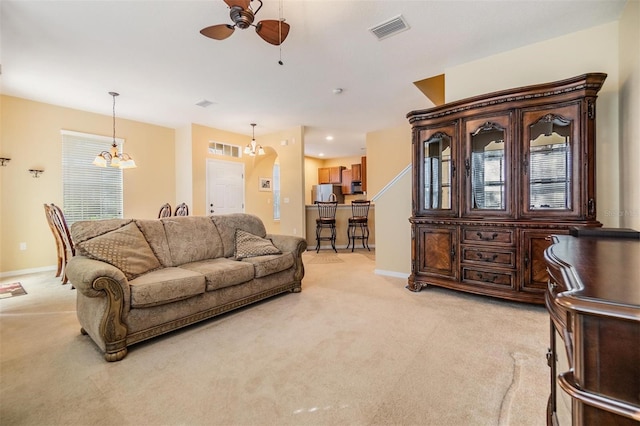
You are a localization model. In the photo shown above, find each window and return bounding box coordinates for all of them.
[61,130,123,225]
[208,141,241,158]
[273,161,281,220]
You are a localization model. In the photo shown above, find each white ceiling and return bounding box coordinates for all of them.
[0,0,626,159]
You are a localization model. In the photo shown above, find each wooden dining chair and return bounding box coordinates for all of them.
[174,203,189,216]
[44,204,64,278]
[50,204,75,285]
[158,203,172,218]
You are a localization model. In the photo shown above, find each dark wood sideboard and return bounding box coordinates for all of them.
[544,234,640,425]
[407,73,606,304]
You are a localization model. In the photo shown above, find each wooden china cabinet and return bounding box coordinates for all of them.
[407,73,606,304]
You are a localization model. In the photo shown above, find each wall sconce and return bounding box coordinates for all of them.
[0,157,10,166]
[29,169,44,178]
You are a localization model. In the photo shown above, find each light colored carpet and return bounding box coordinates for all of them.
[0,250,549,425]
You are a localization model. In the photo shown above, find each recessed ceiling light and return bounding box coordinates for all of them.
[332,88,343,95]
[326,136,334,141]
[319,153,325,157]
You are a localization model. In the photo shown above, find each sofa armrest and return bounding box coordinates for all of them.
[66,256,129,298]
[267,234,307,256]
[267,234,307,286]
[66,255,131,361]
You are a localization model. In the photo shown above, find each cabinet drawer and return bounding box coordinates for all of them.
[461,266,515,288]
[461,246,516,268]
[462,228,515,246]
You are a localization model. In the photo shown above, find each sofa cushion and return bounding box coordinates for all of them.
[71,218,133,246]
[128,267,206,308]
[234,229,282,260]
[242,252,295,278]
[211,214,267,258]
[161,216,224,266]
[180,258,255,291]
[135,219,173,267]
[76,222,161,280]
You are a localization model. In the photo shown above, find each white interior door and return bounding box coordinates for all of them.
[206,159,245,215]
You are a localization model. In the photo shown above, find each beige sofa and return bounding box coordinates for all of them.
[66,214,306,361]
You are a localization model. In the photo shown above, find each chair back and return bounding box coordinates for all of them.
[351,200,370,220]
[44,204,65,277]
[158,203,172,218]
[174,202,189,216]
[49,204,75,284]
[317,201,338,222]
[50,204,74,257]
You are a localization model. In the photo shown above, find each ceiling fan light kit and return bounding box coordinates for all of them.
[201,0,290,46]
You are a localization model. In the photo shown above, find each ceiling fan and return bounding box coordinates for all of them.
[200,0,290,46]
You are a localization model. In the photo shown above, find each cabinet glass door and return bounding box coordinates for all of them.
[464,115,512,217]
[418,125,457,215]
[522,104,580,218]
[529,117,571,209]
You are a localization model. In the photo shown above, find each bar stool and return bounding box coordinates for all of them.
[346,200,370,252]
[315,201,338,253]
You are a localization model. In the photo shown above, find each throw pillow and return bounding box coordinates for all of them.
[234,229,281,260]
[77,221,161,280]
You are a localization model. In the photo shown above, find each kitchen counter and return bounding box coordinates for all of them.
[305,204,375,250]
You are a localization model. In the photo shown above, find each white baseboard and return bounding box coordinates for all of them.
[0,265,56,278]
[374,269,409,279]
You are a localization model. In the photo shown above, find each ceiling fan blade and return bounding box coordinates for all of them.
[224,0,250,9]
[200,24,235,40]
[256,20,290,45]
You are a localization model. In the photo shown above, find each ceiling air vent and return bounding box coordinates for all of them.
[196,99,214,108]
[369,15,410,41]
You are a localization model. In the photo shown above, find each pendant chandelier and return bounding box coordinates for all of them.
[244,123,265,156]
[93,92,137,169]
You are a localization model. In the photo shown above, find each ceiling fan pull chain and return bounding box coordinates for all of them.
[278,0,284,65]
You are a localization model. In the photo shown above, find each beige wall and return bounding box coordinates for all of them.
[175,125,193,208]
[304,156,324,205]
[191,124,305,237]
[0,95,175,273]
[253,127,305,238]
[618,0,640,230]
[366,124,412,276]
[445,21,621,227]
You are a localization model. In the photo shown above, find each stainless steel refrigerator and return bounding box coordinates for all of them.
[311,184,344,204]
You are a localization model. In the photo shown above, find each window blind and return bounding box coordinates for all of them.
[61,130,123,225]
[471,150,505,209]
[529,144,571,209]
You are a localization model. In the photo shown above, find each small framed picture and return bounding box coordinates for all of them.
[259,177,272,192]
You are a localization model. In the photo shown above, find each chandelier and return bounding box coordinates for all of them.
[93,92,137,169]
[244,123,265,156]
